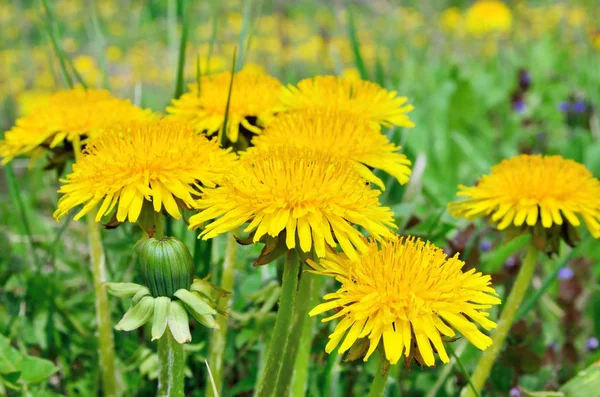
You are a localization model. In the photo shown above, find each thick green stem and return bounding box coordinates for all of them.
[290,272,322,397]
[256,251,302,397]
[275,269,318,397]
[367,353,390,397]
[86,214,117,397]
[158,328,185,397]
[205,233,237,397]
[461,243,540,397]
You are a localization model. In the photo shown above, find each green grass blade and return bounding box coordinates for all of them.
[4,164,42,269]
[448,343,481,397]
[90,1,111,90]
[346,1,368,80]
[41,0,87,89]
[41,0,73,88]
[173,0,190,100]
[482,234,532,273]
[219,48,237,147]
[206,2,219,67]
[196,53,202,97]
[515,245,581,322]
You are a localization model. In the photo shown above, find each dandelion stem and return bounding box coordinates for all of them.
[157,328,185,397]
[290,273,322,397]
[367,353,390,397]
[72,137,117,397]
[86,213,118,397]
[461,242,540,397]
[205,233,238,397]
[256,250,302,397]
[275,269,317,397]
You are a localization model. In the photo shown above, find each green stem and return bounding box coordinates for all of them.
[275,268,317,397]
[205,233,238,397]
[367,353,390,397]
[158,328,185,397]
[461,242,540,397]
[256,251,302,397]
[290,272,321,396]
[71,136,116,396]
[86,214,117,397]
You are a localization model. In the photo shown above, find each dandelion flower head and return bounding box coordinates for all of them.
[280,75,415,129]
[449,154,600,238]
[0,88,152,164]
[309,236,500,366]
[54,119,237,223]
[465,0,512,37]
[166,67,283,143]
[251,108,411,189]
[189,146,396,260]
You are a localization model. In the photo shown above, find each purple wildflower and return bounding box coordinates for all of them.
[586,337,599,352]
[480,239,493,252]
[513,99,526,113]
[558,101,570,112]
[572,101,586,113]
[557,267,574,280]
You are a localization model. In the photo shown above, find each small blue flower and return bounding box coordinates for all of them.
[586,337,599,352]
[505,256,517,269]
[557,267,574,280]
[513,99,526,113]
[480,239,493,252]
[509,387,523,397]
[572,101,586,113]
[558,101,570,113]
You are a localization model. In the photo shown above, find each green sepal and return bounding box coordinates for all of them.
[344,337,369,362]
[105,282,146,298]
[252,234,289,267]
[191,311,219,329]
[132,286,152,306]
[174,289,216,315]
[167,300,192,344]
[190,276,229,300]
[151,297,171,341]
[115,296,155,331]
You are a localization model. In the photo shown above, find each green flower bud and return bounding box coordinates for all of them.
[141,237,194,298]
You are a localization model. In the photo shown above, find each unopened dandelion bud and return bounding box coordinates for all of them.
[141,237,194,298]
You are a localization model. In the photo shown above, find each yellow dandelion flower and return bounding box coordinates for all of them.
[0,88,152,164]
[448,155,600,238]
[53,120,237,223]
[166,67,283,143]
[251,108,411,189]
[188,147,396,260]
[309,236,500,367]
[280,75,415,129]
[465,0,512,37]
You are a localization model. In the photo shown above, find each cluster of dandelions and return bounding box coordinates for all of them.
[0,65,504,375]
[4,62,599,396]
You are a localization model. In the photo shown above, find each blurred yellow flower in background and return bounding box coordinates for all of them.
[0,88,152,164]
[441,7,463,33]
[465,0,512,37]
[309,236,500,366]
[189,146,396,259]
[252,108,411,189]
[167,68,283,143]
[54,120,237,223]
